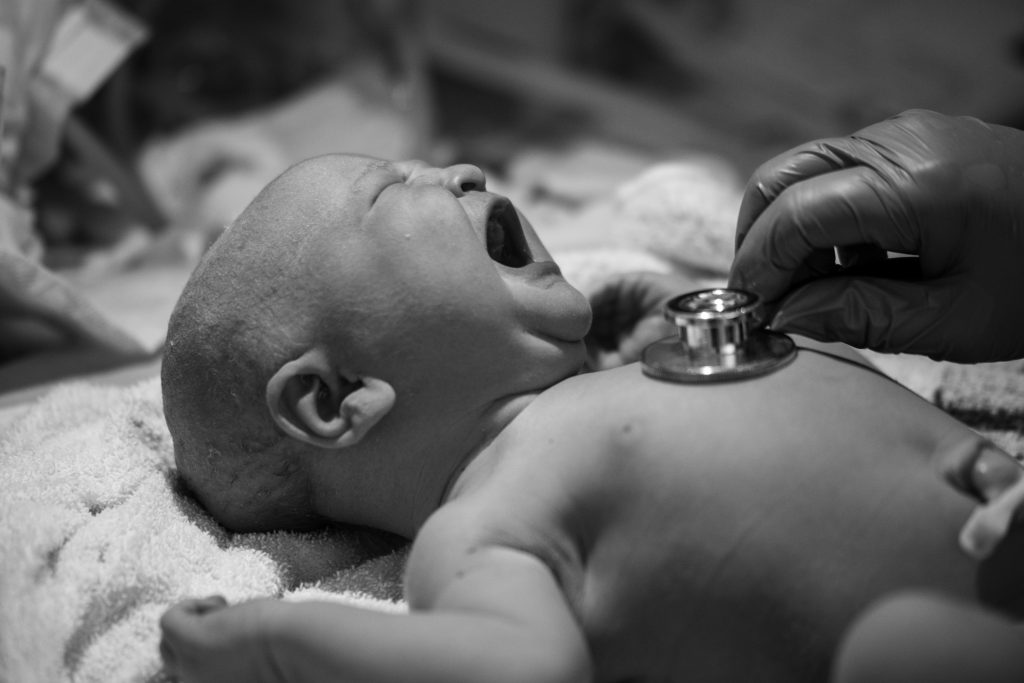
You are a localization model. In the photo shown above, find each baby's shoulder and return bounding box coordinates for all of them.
[405,493,585,611]
[403,369,676,591]
[515,365,653,437]
[505,367,671,474]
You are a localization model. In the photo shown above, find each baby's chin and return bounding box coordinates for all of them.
[556,296,593,345]
[510,272,591,346]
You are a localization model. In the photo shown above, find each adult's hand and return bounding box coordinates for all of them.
[729,110,1024,362]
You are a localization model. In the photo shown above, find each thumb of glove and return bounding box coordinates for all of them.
[771,276,970,359]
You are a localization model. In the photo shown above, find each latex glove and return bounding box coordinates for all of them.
[585,271,700,370]
[160,596,280,683]
[729,109,1024,362]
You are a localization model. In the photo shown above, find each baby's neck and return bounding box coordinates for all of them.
[437,391,540,507]
[336,390,544,539]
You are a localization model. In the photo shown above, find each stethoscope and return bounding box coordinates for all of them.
[642,288,796,383]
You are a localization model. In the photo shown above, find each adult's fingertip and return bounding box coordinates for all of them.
[771,278,894,350]
[735,183,771,251]
[726,265,748,292]
[728,248,783,302]
[769,283,843,339]
[769,307,827,341]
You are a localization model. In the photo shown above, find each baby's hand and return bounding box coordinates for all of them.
[160,595,281,683]
[586,271,699,370]
[954,444,1024,559]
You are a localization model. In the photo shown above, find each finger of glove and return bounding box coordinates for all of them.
[736,137,866,252]
[735,110,979,253]
[730,165,916,303]
[776,244,889,292]
[771,276,969,357]
[755,252,915,324]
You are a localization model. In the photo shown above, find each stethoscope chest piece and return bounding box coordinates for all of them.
[641,288,796,383]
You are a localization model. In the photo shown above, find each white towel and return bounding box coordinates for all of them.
[0,377,406,683]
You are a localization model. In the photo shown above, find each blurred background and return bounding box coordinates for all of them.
[1,0,1023,392]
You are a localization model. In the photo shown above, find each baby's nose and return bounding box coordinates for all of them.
[444,164,487,195]
[409,163,487,196]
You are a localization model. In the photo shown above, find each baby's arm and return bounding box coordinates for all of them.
[833,591,1024,683]
[160,506,590,683]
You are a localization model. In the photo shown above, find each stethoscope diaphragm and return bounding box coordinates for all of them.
[641,288,796,383]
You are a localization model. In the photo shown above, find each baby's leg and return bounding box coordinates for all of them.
[832,591,1024,683]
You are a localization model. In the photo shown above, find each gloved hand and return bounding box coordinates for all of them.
[585,271,699,370]
[729,109,1024,362]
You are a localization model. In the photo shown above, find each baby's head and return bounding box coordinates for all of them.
[162,154,591,533]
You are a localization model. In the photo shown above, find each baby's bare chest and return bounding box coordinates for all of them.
[478,442,862,681]
[476,366,975,680]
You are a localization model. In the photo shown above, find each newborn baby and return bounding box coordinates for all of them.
[159,154,1024,682]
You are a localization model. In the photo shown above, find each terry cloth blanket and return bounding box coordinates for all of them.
[2,159,1024,682]
[0,379,407,683]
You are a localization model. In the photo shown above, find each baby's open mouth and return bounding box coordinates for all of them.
[486,200,532,268]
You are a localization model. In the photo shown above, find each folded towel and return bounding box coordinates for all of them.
[0,377,406,683]
[935,359,1024,459]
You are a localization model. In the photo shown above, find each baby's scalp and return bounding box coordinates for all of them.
[160,157,380,531]
[160,154,491,532]
[162,153,592,536]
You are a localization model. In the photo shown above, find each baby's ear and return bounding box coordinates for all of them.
[266,348,396,449]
